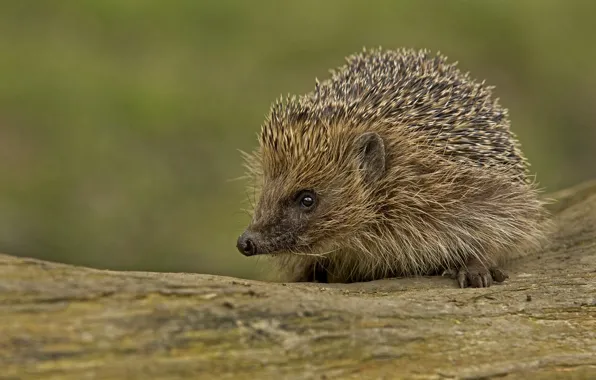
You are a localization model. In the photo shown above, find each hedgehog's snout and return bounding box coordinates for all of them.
[236,231,258,256]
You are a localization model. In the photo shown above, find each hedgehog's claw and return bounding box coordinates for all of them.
[489,267,509,283]
[457,269,469,288]
[441,268,458,278]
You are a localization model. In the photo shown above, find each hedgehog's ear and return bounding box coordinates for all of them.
[354,132,386,183]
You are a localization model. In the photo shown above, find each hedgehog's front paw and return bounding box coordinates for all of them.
[457,260,509,288]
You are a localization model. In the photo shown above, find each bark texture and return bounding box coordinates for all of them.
[1,180,596,379]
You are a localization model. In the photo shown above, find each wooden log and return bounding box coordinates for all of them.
[1,181,596,379]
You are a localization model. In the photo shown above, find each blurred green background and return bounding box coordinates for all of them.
[1,1,595,280]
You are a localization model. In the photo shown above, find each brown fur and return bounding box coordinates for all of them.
[238,47,551,285]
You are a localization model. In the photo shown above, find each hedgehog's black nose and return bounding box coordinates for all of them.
[237,232,257,256]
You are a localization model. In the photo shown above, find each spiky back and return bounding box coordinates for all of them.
[260,47,529,181]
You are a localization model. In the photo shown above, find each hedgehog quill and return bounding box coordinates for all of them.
[236,47,551,288]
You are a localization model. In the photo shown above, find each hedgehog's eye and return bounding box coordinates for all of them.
[295,190,317,211]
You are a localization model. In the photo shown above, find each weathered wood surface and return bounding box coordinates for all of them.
[1,181,596,380]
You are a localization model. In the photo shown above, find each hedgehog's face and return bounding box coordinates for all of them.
[236,183,322,256]
[236,131,386,258]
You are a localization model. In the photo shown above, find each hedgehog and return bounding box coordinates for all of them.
[236,47,550,288]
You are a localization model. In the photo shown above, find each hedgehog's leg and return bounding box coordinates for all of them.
[456,257,509,288]
[309,261,329,283]
[290,260,330,283]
